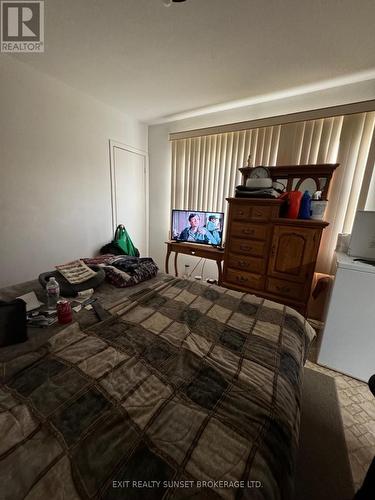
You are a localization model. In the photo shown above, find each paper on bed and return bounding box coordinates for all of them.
[16,291,44,312]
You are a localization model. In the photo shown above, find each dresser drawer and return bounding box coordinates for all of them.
[225,268,264,290]
[231,222,268,240]
[229,238,266,257]
[231,204,273,221]
[231,205,251,220]
[227,253,265,274]
[266,278,306,301]
[250,205,272,220]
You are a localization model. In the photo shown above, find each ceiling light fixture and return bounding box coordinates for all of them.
[163,0,187,7]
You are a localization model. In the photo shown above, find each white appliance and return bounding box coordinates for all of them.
[348,210,375,260]
[318,252,375,381]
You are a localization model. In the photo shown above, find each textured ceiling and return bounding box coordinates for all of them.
[10,0,375,122]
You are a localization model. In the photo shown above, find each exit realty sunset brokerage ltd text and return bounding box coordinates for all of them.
[112,480,262,489]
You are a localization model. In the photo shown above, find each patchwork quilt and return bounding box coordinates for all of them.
[0,276,315,500]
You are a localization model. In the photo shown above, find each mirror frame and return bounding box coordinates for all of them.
[239,163,339,200]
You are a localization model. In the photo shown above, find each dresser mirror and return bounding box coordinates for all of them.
[239,164,339,200]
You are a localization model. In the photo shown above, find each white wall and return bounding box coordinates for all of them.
[149,79,375,279]
[0,56,148,287]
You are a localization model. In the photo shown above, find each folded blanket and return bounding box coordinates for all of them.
[83,255,158,288]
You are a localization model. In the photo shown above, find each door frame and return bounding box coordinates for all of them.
[109,140,149,255]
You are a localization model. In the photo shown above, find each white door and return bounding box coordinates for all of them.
[110,141,149,256]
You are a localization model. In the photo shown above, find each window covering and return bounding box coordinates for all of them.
[171,112,375,273]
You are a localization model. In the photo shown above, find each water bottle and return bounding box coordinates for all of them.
[46,277,60,309]
[183,264,190,279]
[298,190,312,219]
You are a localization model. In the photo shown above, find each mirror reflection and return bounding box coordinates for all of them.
[298,177,318,194]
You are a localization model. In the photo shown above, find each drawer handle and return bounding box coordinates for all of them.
[276,285,291,293]
[238,261,248,268]
[240,245,252,251]
[236,276,248,283]
[242,229,255,235]
[238,210,244,216]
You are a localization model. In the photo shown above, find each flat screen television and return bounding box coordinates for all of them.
[171,209,224,246]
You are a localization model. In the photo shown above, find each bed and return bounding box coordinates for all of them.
[0,274,315,500]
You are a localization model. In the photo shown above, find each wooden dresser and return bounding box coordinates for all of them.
[222,198,329,315]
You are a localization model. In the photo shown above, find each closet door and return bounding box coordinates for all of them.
[110,141,149,256]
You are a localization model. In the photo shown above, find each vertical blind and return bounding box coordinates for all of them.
[171,126,281,213]
[171,112,375,273]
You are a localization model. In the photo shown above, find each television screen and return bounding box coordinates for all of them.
[171,209,224,246]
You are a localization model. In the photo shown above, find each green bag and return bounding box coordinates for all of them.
[114,225,140,257]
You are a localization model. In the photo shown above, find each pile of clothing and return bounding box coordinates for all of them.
[83,254,158,288]
[235,184,280,198]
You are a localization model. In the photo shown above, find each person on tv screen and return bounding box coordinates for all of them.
[179,213,217,244]
[205,214,221,245]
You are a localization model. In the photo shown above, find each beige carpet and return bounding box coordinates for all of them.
[295,367,354,500]
[307,322,375,493]
[306,361,375,494]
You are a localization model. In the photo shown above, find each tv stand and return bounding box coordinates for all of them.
[165,241,224,285]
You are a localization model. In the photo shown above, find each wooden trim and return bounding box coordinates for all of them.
[226,197,284,205]
[239,164,339,177]
[271,218,329,228]
[169,99,375,141]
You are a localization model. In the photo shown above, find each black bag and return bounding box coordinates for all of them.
[0,299,28,347]
[100,225,140,257]
[99,241,125,256]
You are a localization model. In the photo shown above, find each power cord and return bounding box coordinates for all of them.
[187,258,203,278]
[200,259,207,280]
